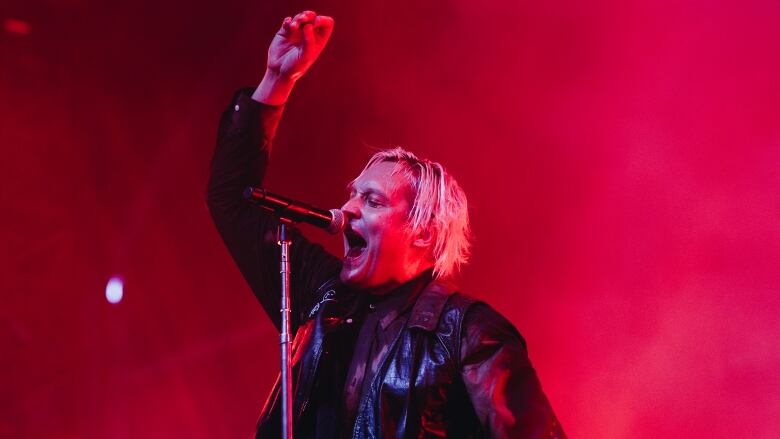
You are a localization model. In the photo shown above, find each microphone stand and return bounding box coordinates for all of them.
[243,185,344,439]
[277,221,293,439]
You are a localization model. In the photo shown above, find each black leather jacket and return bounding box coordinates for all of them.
[207,90,566,438]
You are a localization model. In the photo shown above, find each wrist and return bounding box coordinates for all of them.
[252,69,297,106]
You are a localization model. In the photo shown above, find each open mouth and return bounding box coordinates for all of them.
[344,227,367,262]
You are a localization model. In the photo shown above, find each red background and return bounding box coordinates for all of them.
[2,0,779,437]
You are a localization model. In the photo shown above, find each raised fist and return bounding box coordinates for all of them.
[267,10,334,81]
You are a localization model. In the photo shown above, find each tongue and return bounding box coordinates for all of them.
[346,246,365,259]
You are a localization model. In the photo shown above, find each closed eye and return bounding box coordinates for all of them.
[347,186,386,208]
[366,197,382,208]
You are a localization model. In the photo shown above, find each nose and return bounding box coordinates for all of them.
[340,196,362,220]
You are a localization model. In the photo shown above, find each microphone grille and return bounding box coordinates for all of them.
[327,209,346,234]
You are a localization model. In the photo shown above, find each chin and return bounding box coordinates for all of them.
[340,268,383,290]
[340,251,369,286]
[339,268,362,286]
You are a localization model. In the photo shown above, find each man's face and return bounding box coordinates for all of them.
[340,161,421,290]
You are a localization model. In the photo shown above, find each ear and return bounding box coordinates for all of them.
[412,229,433,249]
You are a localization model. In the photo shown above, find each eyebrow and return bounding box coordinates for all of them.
[346,182,389,199]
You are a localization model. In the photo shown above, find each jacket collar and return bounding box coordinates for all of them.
[329,273,458,331]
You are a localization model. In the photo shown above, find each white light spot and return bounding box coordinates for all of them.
[106,276,124,304]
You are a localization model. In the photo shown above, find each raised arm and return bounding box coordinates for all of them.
[253,11,334,105]
[206,11,339,331]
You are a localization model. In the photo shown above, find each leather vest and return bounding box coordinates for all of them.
[255,279,482,438]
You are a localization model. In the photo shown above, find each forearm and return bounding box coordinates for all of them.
[207,89,283,211]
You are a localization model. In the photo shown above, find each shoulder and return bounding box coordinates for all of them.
[425,290,523,363]
[420,286,521,339]
[462,300,524,344]
[439,293,525,343]
[445,294,529,369]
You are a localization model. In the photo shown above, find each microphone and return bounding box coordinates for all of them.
[243,186,345,234]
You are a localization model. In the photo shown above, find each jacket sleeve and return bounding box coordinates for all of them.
[460,303,566,438]
[206,88,342,332]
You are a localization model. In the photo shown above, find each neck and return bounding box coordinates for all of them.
[363,267,434,296]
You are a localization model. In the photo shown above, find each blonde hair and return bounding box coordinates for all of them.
[355,147,471,279]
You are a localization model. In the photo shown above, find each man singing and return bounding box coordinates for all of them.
[207,10,565,438]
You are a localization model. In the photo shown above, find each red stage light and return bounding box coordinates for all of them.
[3,18,31,36]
